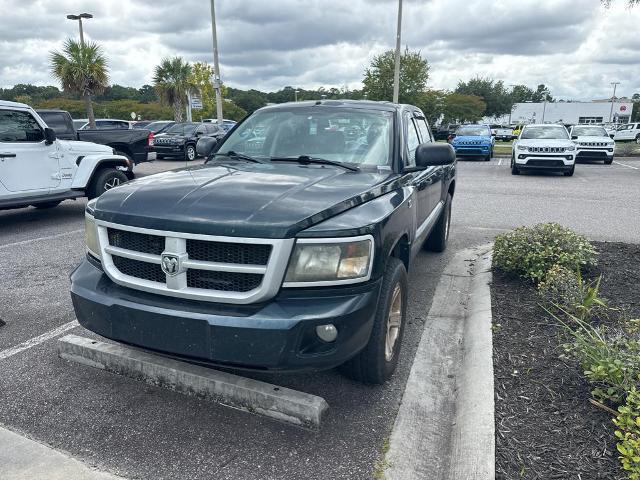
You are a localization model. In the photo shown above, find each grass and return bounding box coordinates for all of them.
[372,437,391,479]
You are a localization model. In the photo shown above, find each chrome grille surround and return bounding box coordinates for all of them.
[96,220,295,304]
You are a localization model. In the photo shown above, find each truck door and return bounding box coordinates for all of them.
[403,112,441,240]
[0,108,60,194]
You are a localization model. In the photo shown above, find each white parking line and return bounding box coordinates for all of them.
[498,158,503,166]
[0,229,83,250]
[614,160,639,170]
[0,321,79,360]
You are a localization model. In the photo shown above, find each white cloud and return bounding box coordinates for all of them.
[0,0,639,100]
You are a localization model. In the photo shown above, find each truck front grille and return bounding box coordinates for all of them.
[186,270,263,292]
[97,222,294,304]
[112,256,165,283]
[527,146,565,153]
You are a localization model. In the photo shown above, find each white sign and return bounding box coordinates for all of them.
[130,111,136,120]
[190,94,203,110]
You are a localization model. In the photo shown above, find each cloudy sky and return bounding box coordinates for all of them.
[1,0,639,100]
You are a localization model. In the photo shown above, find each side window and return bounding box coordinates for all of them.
[404,113,420,167]
[0,110,44,143]
[40,113,71,134]
[415,117,433,143]
[195,126,206,134]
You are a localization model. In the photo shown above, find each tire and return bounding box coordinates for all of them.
[157,154,165,160]
[424,192,452,252]
[88,168,128,199]
[511,155,520,175]
[563,165,575,177]
[636,135,640,145]
[604,158,613,165]
[32,201,61,209]
[340,257,408,384]
[114,150,133,163]
[185,144,196,161]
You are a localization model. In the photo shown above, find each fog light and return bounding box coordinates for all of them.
[316,324,338,342]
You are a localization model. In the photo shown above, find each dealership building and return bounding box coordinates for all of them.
[487,101,634,126]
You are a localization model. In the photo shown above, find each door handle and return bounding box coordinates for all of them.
[0,152,16,158]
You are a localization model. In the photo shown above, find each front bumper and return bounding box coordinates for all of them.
[153,143,186,157]
[576,149,614,161]
[70,258,381,372]
[515,154,575,170]
[453,145,491,156]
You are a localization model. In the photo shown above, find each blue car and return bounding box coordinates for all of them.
[450,125,494,161]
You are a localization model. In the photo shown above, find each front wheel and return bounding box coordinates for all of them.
[88,168,128,199]
[340,257,408,384]
[563,165,575,177]
[185,144,196,161]
[605,157,613,165]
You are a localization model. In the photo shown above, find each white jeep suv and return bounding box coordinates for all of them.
[569,125,615,164]
[511,124,576,176]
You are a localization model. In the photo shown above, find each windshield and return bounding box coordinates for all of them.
[218,106,394,166]
[146,121,172,133]
[571,126,608,137]
[456,126,490,136]
[166,123,198,135]
[521,126,569,140]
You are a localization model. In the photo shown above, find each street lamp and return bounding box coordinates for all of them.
[209,0,224,126]
[392,0,403,103]
[540,89,550,123]
[609,82,620,123]
[66,13,93,45]
[294,89,299,102]
[508,84,517,125]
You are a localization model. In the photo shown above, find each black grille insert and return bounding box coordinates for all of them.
[525,160,565,167]
[112,256,165,283]
[108,229,164,255]
[186,240,271,265]
[187,270,263,292]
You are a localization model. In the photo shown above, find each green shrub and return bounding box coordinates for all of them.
[614,388,640,480]
[493,223,598,283]
[538,264,582,309]
[558,313,640,404]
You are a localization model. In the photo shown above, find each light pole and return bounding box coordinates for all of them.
[294,89,299,102]
[541,89,550,123]
[508,84,517,125]
[209,0,224,126]
[66,13,93,46]
[392,0,403,103]
[609,82,620,123]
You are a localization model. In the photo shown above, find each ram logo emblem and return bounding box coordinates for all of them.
[161,254,180,276]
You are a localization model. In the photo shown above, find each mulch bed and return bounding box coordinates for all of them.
[492,242,640,480]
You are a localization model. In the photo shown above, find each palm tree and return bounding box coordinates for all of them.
[153,57,193,122]
[50,39,108,129]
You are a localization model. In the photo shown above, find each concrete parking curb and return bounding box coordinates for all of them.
[57,334,329,429]
[384,244,494,480]
[0,425,123,480]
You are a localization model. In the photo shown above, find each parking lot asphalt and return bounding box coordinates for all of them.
[0,156,638,479]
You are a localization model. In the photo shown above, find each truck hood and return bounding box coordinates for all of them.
[453,135,491,143]
[574,136,613,144]
[516,139,574,148]
[58,139,113,155]
[93,162,397,238]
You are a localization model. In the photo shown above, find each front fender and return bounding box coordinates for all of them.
[71,154,129,189]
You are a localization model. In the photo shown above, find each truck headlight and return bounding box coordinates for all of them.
[516,145,527,151]
[85,211,101,260]
[284,236,373,286]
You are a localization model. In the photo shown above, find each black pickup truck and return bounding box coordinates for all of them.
[36,109,153,165]
[70,100,456,384]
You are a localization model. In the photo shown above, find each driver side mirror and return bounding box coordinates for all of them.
[44,127,56,145]
[610,134,615,139]
[196,136,218,158]
[414,143,455,168]
[571,135,578,140]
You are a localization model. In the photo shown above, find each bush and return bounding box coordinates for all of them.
[538,264,582,309]
[559,313,640,405]
[493,223,598,283]
[614,388,640,480]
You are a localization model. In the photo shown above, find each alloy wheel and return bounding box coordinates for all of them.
[385,284,403,361]
[104,177,121,191]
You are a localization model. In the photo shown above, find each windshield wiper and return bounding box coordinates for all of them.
[212,151,269,164]
[270,155,359,172]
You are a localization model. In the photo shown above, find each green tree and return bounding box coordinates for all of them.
[230,89,267,114]
[363,48,429,104]
[455,77,510,117]
[442,93,486,123]
[138,84,158,103]
[153,57,192,122]
[50,39,109,129]
[531,84,553,102]
[189,61,233,120]
[417,89,446,126]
